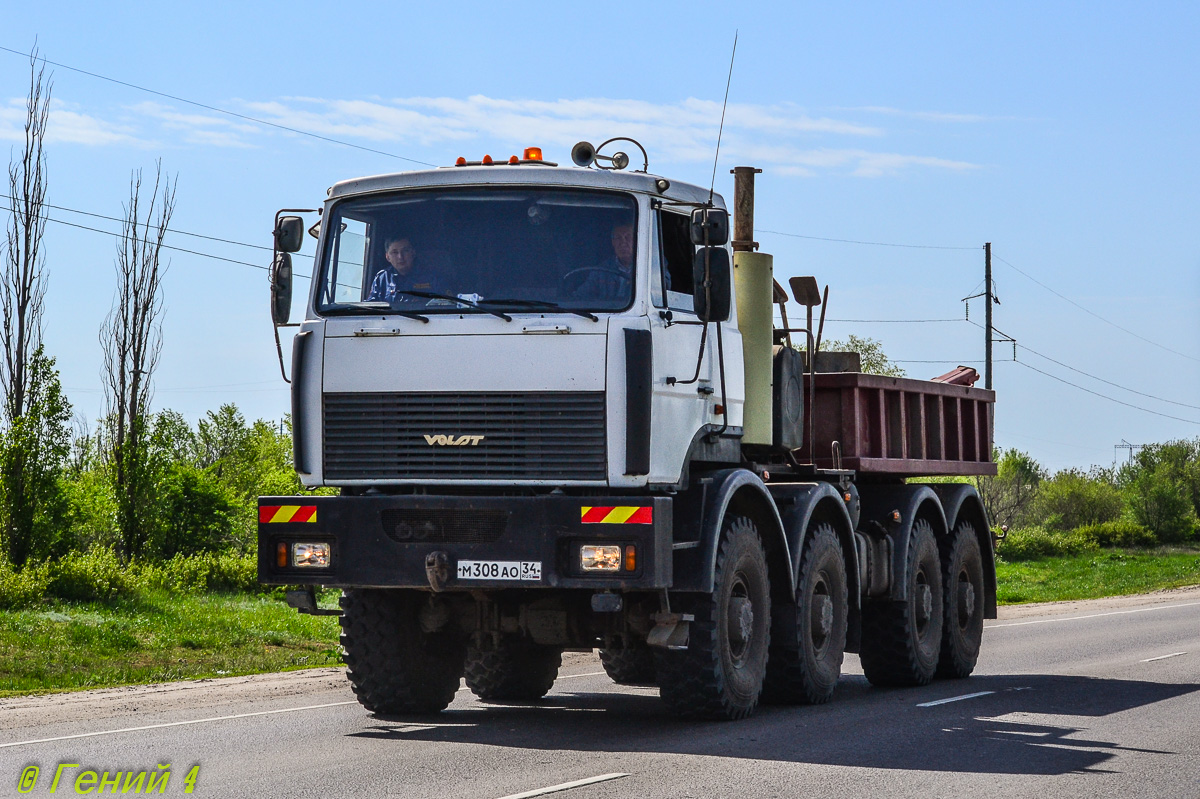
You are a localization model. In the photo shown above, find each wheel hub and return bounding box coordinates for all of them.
[729,596,754,646]
[812,595,833,638]
[916,584,933,623]
[958,581,976,621]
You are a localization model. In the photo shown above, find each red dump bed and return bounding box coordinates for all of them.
[798,372,997,476]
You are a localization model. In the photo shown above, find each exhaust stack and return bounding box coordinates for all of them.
[731,167,773,446]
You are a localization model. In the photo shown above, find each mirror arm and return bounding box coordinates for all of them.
[273,320,291,384]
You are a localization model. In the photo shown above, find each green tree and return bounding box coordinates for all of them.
[0,349,71,564]
[1030,467,1123,531]
[974,447,1043,530]
[820,334,905,377]
[1120,440,1199,542]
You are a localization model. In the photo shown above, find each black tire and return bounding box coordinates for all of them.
[339,589,465,715]
[599,646,657,685]
[764,523,848,704]
[859,519,944,687]
[937,523,985,678]
[464,638,562,701]
[655,515,771,720]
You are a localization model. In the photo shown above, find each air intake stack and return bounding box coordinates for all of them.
[731,167,773,446]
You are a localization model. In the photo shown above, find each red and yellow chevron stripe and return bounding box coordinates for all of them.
[580,506,653,524]
[259,505,318,524]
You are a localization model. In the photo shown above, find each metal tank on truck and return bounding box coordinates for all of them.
[259,139,998,720]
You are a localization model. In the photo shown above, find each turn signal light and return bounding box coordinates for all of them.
[523,147,543,161]
[276,541,288,569]
[624,545,637,572]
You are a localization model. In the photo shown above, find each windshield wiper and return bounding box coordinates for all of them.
[395,290,512,322]
[477,298,599,322]
[322,302,428,323]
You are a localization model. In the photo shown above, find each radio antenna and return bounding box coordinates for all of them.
[708,30,738,204]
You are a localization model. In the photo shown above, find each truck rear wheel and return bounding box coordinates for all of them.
[764,523,848,704]
[464,638,562,701]
[599,646,657,685]
[339,589,465,715]
[937,523,985,678]
[655,514,771,720]
[859,518,944,687]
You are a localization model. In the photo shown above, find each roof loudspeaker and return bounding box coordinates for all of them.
[571,141,596,167]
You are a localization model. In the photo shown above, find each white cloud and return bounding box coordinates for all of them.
[0,98,143,146]
[129,101,259,148]
[849,106,1007,124]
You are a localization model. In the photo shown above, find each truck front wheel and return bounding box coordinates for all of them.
[656,514,771,720]
[859,518,944,687]
[339,589,466,714]
[764,523,848,704]
[465,638,562,701]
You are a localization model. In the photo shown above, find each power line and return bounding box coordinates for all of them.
[1013,360,1200,426]
[759,229,979,250]
[43,202,272,251]
[0,203,277,273]
[995,254,1200,364]
[0,44,437,168]
[1018,341,1200,411]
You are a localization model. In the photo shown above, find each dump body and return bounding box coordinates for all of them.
[799,372,996,476]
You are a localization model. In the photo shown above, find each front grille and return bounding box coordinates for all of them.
[324,392,606,481]
[380,509,509,543]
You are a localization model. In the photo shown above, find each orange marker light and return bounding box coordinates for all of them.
[482,154,493,165]
[276,541,288,569]
[508,155,519,164]
[625,545,636,571]
[455,156,466,166]
[523,147,543,161]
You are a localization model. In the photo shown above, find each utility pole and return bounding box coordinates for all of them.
[985,242,992,391]
[1114,440,1144,467]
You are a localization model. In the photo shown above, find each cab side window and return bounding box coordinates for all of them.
[658,210,695,311]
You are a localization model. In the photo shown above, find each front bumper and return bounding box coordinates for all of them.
[258,494,673,590]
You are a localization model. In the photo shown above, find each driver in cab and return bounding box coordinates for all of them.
[367,237,440,303]
[574,222,634,301]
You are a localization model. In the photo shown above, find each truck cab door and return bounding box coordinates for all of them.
[648,207,719,484]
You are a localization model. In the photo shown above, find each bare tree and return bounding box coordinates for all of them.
[101,161,176,559]
[0,48,72,566]
[2,49,50,430]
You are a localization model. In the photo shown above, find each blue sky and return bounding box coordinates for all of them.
[1,1,1197,472]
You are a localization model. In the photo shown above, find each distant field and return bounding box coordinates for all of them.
[0,589,340,697]
[995,546,1200,604]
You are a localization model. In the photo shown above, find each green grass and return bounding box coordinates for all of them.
[0,589,341,697]
[996,546,1200,604]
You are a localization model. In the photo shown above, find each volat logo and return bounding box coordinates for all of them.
[424,434,485,446]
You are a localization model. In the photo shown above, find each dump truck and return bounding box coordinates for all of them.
[259,140,997,720]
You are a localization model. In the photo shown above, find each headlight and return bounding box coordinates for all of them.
[292,542,331,568]
[580,545,621,572]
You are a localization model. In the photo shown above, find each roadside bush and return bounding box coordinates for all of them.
[1030,468,1123,531]
[1123,461,1198,543]
[0,560,51,609]
[46,546,130,602]
[149,463,239,559]
[135,552,258,594]
[998,526,1099,562]
[1073,520,1157,549]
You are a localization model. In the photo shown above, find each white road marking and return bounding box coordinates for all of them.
[917,691,995,707]
[2,668,617,749]
[1141,651,1187,662]
[0,700,358,750]
[986,601,1200,629]
[494,773,629,799]
[458,670,609,692]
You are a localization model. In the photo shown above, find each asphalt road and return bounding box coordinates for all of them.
[3,588,1199,799]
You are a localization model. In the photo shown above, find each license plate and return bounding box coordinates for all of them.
[456,560,542,581]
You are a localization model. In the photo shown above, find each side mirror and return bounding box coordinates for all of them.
[271,252,293,325]
[690,207,729,246]
[692,247,731,322]
[275,215,305,253]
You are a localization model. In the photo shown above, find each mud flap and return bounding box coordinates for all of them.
[647,612,695,650]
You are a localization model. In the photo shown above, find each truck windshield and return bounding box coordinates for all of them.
[316,188,638,315]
